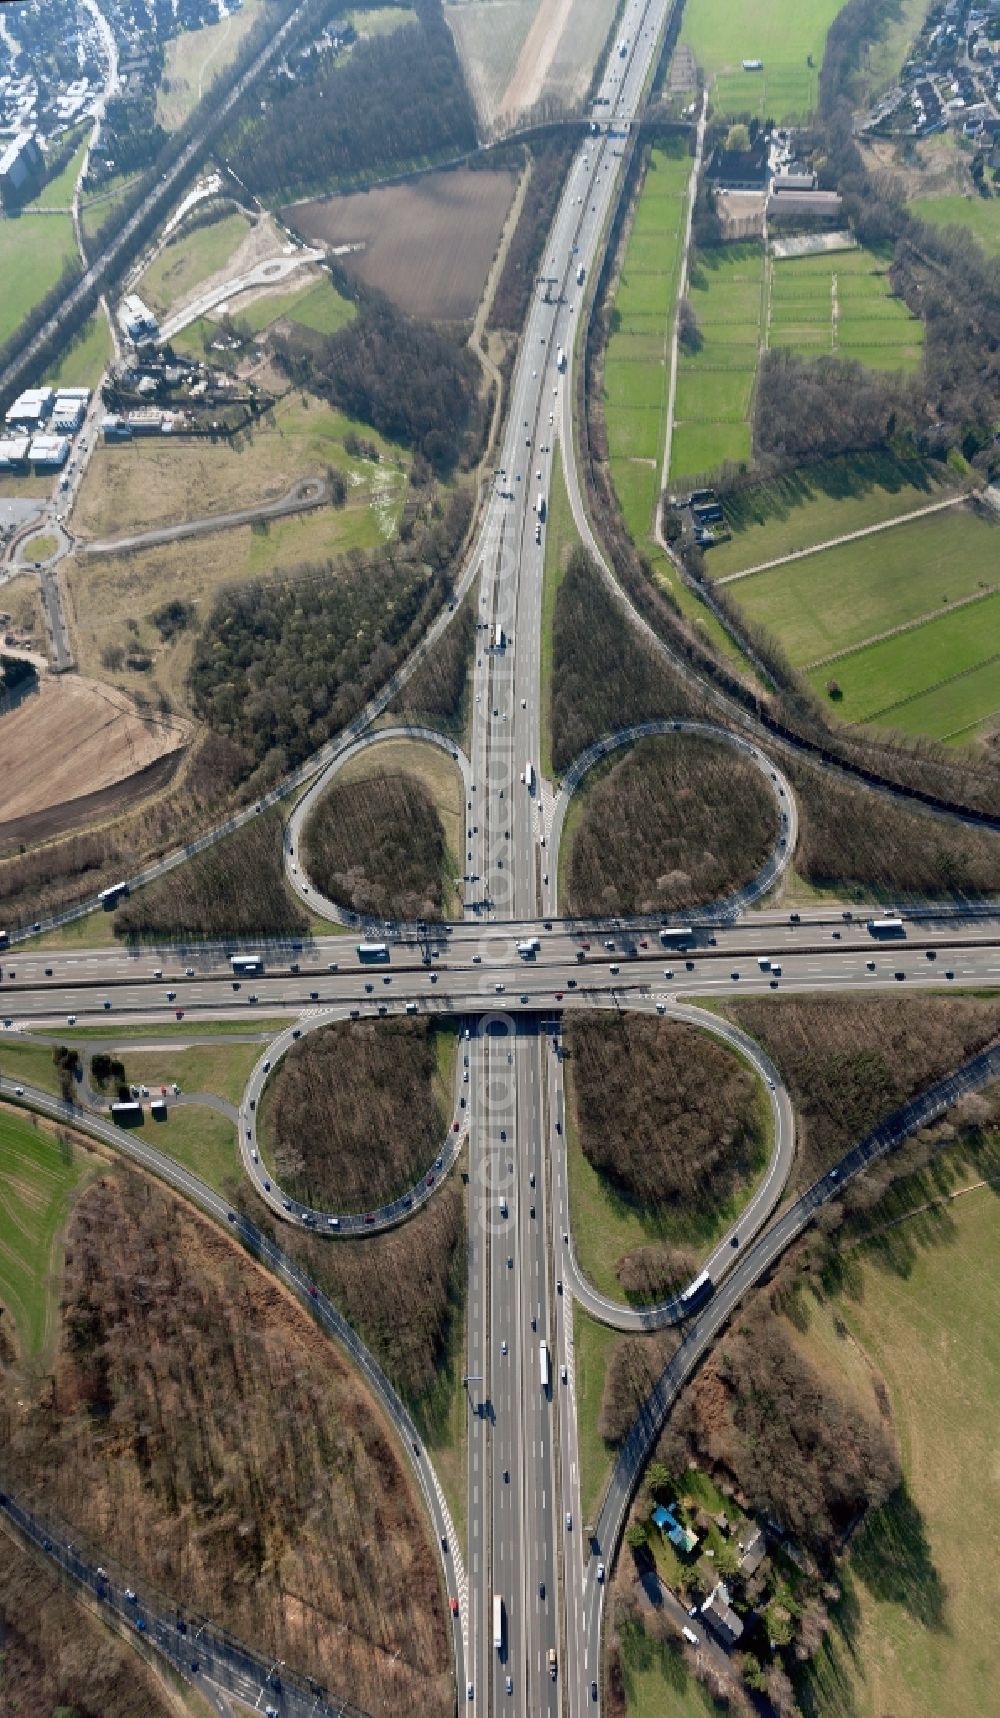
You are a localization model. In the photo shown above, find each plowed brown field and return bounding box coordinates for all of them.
[287,166,517,319]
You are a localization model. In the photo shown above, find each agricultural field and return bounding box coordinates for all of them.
[0,1106,97,1365]
[0,675,189,839]
[680,0,842,120]
[140,210,252,318]
[797,1186,999,1718]
[287,166,518,320]
[706,450,958,579]
[156,0,264,129]
[670,242,764,483]
[767,244,924,373]
[909,191,1000,257]
[0,212,78,348]
[723,503,999,743]
[445,0,617,131]
[605,144,690,537]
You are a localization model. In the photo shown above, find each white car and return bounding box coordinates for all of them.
[14,1085,24,1096]
[500,1339,508,1355]
[67,1014,76,1025]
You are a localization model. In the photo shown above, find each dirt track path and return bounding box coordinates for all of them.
[500,0,574,119]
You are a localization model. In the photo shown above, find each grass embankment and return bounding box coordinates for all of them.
[156,0,264,129]
[303,740,464,921]
[707,450,958,578]
[140,211,251,317]
[113,811,308,942]
[540,444,581,778]
[26,131,88,210]
[768,244,924,373]
[259,1016,457,1212]
[564,1012,770,1304]
[560,731,778,916]
[574,1304,622,1526]
[0,213,78,348]
[550,548,701,776]
[0,1169,453,1714]
[723,992,1000,1192]
[604,143,689,541]
[797,1169,998,1718]
[671,242,765,482]
[680,0,843,120]
[0,1106,99,1364]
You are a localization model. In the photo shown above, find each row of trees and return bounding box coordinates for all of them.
[222,0,477,202]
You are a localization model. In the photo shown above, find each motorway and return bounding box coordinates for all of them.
[4,0,1000,1710]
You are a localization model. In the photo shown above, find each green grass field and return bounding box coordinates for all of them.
[680,0,843,119]
[27,132,88,211]
[573,1304,621,1526]
[798,1184,1000,1718]
[126,1105,241,1198]
[768,247,923,373]
[707,452,957,579]
[805,586,1000,741]
[141,212,251,317]
[910,192,1000,257]
[730,506,995,666]
[46,311,113,390]
[0,1106,95,1363]
[0,213,79,348]
[242,275,355,336]
[671,244,764,482]
[605,143,689,538]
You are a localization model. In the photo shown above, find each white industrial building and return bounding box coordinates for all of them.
[118,294,159,343]
[28,434,69,470]
[5,386,54,430]
[0,436,30,472]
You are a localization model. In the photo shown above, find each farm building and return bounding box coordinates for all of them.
[768,188,843,222]
[706,136,769,191]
